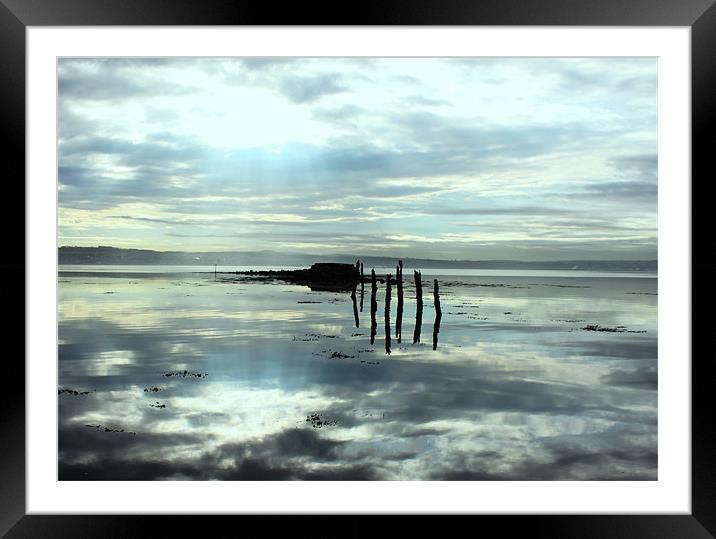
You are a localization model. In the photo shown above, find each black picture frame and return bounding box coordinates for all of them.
[4,0,712,536]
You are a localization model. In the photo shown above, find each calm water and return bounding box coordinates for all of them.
[58,266,657,480]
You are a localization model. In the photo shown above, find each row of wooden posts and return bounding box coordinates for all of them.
[350,260,442,353]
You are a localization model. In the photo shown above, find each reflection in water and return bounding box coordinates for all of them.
[350,261,360,328]
[351,292,359,328]
[433,279,443,351]
[385,274,392,355]
[370,269,378,345]
[58,270,658,481]
[413,270,423,344]
[396,261,404,344]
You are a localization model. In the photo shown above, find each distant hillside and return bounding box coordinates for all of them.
[58,246,657,272]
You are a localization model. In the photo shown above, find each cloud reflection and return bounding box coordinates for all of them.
[58,273,657,480]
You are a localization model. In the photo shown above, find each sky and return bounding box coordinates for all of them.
[58,57,657,261]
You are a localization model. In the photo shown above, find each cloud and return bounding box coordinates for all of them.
[57,283,657,481]
[57,57,657,259]
[600,365,658,390]
[278,73,348,104]
[421,206,573,217]
[581,180,657,201]
[58,59,198,102]
[610,154,658,180]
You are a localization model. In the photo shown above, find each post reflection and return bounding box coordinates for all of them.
[396,261,403,344]
[385,274,392,355]
[413,270,423,344]
[370,269,378,345]
[433,279,442,350]
[351,292,359,328]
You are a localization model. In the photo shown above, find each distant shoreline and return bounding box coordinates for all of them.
[58,246,657,273]
[58,267,657,280]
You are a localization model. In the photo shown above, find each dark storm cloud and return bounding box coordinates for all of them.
[58,421,205,457]
[59,420,382,480]
[58,417,655,480]
[278,73,348,104]
[218,428,345,462]
[222,59,352,103]
[431,445,657,481]
[58,59,197,101]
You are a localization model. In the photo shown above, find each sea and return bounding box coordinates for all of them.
[57,264,657,480]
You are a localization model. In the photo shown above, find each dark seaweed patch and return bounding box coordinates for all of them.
[163,370,208,378]
[582,324,647,334]
[59,388,94,396]
[84,424,136,435]
[305,413,337,428]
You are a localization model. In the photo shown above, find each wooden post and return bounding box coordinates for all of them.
[360,262,365,312]
[370,269,378,345]
[413,270,423,344]
[432,279,442,350]
[396,260,403,343]
[351,260,359,300]
[385,273,392,355]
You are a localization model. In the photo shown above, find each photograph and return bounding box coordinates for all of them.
[56,56,659,481]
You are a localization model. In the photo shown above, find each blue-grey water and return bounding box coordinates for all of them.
[58,265,657,480]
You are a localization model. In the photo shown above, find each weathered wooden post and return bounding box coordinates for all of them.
[396,260,403,343]
[385,273,392,355]
[413,270,423,344]
[432,279,442,350]
[351,260,360,327]
[360,262,365,312]
[351,260,360,300]
[370,269,378,345]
